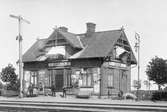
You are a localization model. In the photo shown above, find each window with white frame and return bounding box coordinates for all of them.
[38,70,50,87]
[71,70,80,88]
[30,71,37,86]
[108,74,114,87]
[81,68,93,87]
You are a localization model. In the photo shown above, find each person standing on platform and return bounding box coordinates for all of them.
[62,86,67,98]
[51,82,56,96]
[39,82,45,95]
[42,82,45,95]
[28,83,33,97]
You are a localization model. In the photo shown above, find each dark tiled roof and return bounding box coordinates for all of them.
[23,39,47,62]
[23,30,82,62]
[23,29,137,64]
[75,30,121,58]
[71,30,137,64]
[59,30,82,48]
[46,30,82,48]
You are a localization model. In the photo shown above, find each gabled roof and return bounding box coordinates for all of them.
[59,30,82,48]
[23,30,82,62]
[71,30,121,58]
[70,30,137,64]
[23,39,47,62]
[23,27,137,64]
[46,30,82,48]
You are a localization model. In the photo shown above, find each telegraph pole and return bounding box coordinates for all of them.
[10,14,30,98]
[135,32,140,100]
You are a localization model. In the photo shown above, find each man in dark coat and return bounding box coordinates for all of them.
[62,86,67,98]
[51,83,56,96]
[28,83,33,96]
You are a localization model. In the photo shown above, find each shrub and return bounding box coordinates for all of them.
[7,81,20,91]
[151,91,167,101]
[0,64,19,91]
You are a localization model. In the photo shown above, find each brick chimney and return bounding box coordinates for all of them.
[86,22,96,37]
[58,26,68,32]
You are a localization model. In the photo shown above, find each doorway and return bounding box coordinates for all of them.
[50,69,64,92]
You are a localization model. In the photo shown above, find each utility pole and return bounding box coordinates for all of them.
[10,14,30,98]
[134,32,140,100]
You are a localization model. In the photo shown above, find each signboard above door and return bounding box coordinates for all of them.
[48,61,71,67]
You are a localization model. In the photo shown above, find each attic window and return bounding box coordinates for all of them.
[46,40,55,47]
[57,38,66,43]
[117,39,128,45]
[123,40,129,45]
[45,39,67,47]
[115,46,125,59]
[117,38,123,43]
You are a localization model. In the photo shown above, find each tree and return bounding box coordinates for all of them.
[0,64,19,90]
[146,56,167,90]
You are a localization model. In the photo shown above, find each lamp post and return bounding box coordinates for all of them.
[134,32,140,100]
[10,14,30,98]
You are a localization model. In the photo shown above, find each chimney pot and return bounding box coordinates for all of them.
[86,22,96,36]
[58,26,68,32]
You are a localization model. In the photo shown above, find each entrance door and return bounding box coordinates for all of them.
[120,70,127,93]
[50,69,64,92]
[55,69,64,92]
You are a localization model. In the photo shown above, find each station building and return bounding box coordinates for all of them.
[23,23,137,96]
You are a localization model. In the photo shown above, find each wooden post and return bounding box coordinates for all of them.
[9,14,30,98]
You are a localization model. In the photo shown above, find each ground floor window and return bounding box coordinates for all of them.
[38,70,50,87]
[92,68,100,93]
[108,74,114,87]
[81,69,92,87]
[72,68,100,88]
[66,69,72,87]
[106,68,114,88]
[71,70,80,88]
[24,71,31,91]
[23,71,38,92]
[31,71,37,86]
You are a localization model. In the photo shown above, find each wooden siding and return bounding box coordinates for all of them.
[71,58,103,68]
[24,61,48,71]
[100,62,131,96]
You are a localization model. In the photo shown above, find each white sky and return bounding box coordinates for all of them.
[0,0,167,89]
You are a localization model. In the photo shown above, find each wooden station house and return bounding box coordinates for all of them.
[23,22,137,97]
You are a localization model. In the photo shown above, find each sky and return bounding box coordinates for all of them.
[0,0,167,89]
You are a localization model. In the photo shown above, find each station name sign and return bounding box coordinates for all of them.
[108,62,126,68]
[104,61,127,68]
[48,61,71,67]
